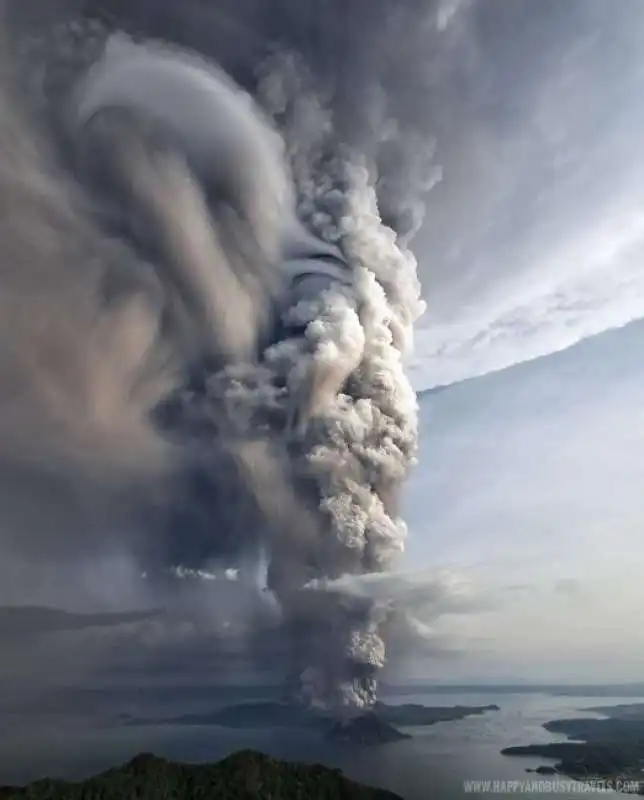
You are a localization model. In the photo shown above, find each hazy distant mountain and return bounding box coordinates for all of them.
[0,607,161,640]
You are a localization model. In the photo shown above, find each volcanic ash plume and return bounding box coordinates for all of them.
[190,55,427,715]
[0,0,448,717]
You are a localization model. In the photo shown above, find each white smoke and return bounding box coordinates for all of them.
[194,156,426,714]
[202,62,427,714]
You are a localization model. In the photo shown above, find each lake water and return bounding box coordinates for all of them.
[0,689,639,798]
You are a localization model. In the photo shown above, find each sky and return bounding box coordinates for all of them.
[391,0,644,681]
[409,0,644,389]
[401,320,644,682]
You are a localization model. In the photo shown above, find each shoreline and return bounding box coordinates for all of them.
[501,703,644,794]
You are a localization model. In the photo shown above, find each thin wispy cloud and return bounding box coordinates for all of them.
[411,207,644,390]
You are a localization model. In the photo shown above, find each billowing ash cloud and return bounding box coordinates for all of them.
[0,0,465,717]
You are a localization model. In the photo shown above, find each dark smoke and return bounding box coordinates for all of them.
[0,0,460,717]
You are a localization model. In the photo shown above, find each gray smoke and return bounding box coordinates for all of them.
[0,11,293,560]
[0,0,459,717]
[0,37,180,559]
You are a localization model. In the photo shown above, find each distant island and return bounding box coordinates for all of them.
[501,703,644,793]
[128,700,500,744]
[381,683,644,698]
[0,750,403,799]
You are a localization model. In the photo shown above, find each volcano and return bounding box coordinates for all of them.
[327,711,411,745]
